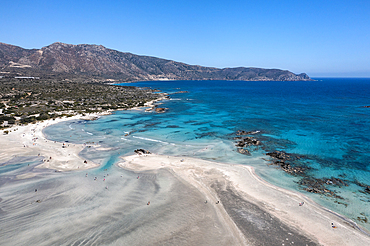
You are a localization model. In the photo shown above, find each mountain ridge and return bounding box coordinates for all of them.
[0,42,312,82]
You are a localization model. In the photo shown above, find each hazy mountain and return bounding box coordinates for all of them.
[0,42,312,82]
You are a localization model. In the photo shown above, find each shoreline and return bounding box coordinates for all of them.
[1,99,369,244]
[0,95,165,172]
[118,154,370,245]
[0,112,107,172]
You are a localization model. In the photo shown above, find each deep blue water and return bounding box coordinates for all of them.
[42,78,370,229]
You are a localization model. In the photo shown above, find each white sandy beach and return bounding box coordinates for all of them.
[0,114,104,173]
[118,154,370,245]
[1,114,370,245]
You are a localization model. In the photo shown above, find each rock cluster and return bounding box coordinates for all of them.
[231,130,370,206]
[134,149,151,155]
[235,137,261,148]
[236,148,250,155]
[236,130,260,136]
[298,177,348,200]
[233,130,262,156]
[266,151,307,175]
[154,107,167,113]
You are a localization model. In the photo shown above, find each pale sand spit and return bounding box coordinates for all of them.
[118,154,370,246]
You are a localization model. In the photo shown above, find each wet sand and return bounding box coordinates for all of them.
[0,162,244,245]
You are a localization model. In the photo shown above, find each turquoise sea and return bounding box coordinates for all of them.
[46,78,370,228]
[1,78,370,242]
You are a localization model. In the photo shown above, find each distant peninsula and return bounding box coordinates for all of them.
[0,42,312,82]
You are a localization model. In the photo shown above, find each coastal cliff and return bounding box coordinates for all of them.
[0,42,312,82]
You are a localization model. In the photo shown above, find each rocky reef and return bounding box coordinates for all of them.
[266,151,309,176]
[298,177,348,200]
[232,130,358,203]
[234,130,262,155]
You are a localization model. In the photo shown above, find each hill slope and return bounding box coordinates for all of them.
[0,42,312,82]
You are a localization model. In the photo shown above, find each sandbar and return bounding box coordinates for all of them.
[118,154,370,245]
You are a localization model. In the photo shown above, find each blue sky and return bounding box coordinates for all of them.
[1,0,369,77]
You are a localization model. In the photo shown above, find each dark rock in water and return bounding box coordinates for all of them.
[266,151,308,175]
[335,201,348,207]
[171,91,189,94]
[324,177,349,187]
[235,137,262,148]
[357,213,368,223]
[134,149,151,155]
[357,216,368,223]
[365,187,370,194]
[298,177,345,200]
[236,141,245,147]
[166,125,180,128]
[233,130,263,157]
[266,151,294,161]
[155,107,167,113]
[354,180,370,194]
[236,130,260,136]
[237,148,250,155]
